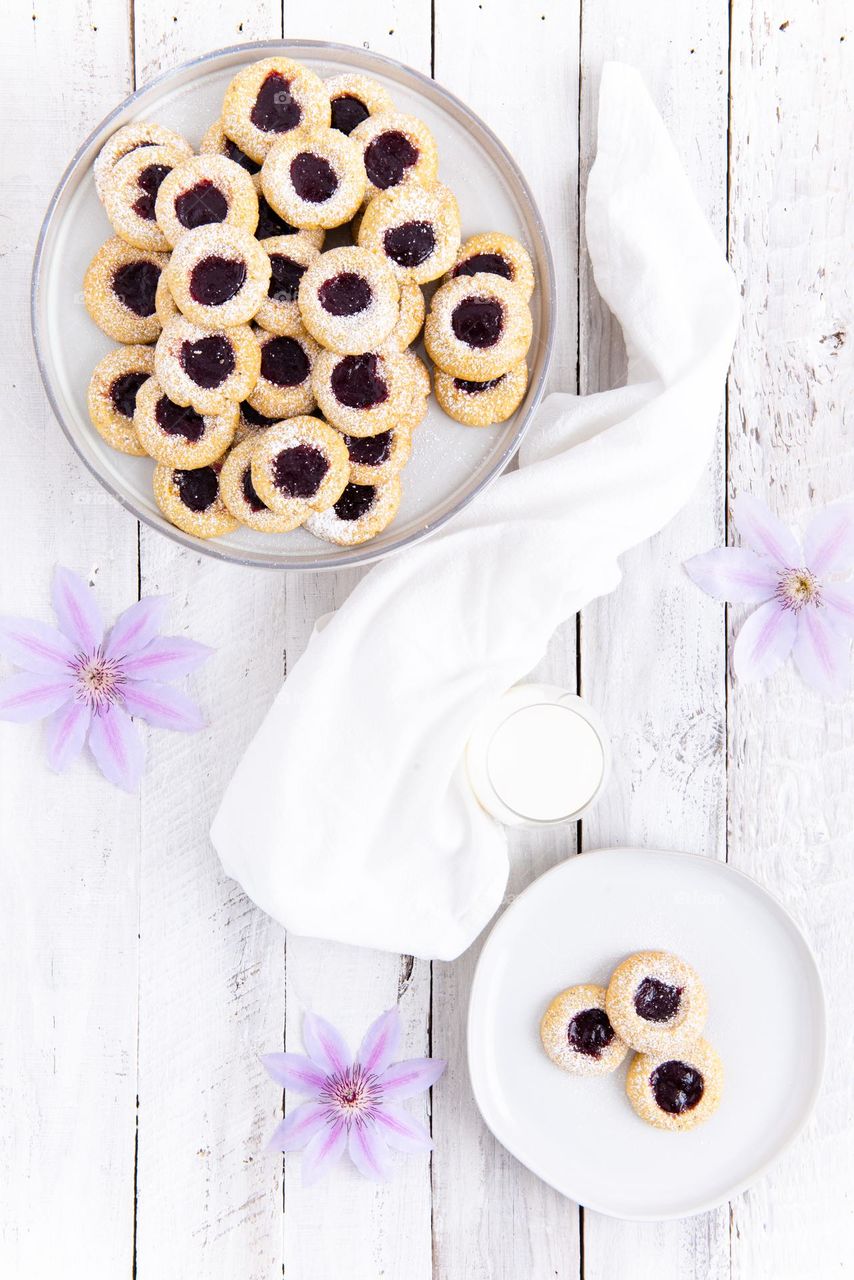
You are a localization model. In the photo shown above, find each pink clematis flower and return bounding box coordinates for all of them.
[263,1008,445,1184]
[685,495,854,695]
[0,566,213,790]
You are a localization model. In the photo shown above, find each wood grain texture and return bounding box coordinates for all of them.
[727,4,853,1277]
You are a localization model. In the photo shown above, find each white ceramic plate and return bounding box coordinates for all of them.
[32,41,555,570]
[467,847,825,1220]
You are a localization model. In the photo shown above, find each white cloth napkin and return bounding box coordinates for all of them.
[211,63,740,961]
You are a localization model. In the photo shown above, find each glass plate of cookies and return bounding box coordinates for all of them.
[467,847,826,1219]
[32,41,555,570]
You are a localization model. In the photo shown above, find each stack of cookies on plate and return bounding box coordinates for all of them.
[84,55,536,545]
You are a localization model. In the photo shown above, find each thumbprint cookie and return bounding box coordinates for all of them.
[154,155,259,247]
[255,234,322,337]
[540,984,629,1078]
[606,950,708,1056]
[261,128,367,230]
[351,112,438,201]
[312,349,412,437]
[424,272,533,380]
[382,277,425,352]
[247,326,320,420]
[250,416,349,517]
[358,180,461,284]
[234,400,279,444]
[87,345,154,455]
[165,224,271,327]
[84,237,168,344]
[305,477,402,546]
[434,361,528,427]
[254,192,325,246]
[221,57,331,165]
[133,376,238,469]
[94,122,192,204]
[219,438,308,533]
[102,143,189,251]
[155,316,261,414]
[155,270,179,326]
[326,73,395,136]
[153,463,239,539]
[298,246,399,355]
[199,118,263,187]
[446,231,536,302]
[626,1039,724,1132]
[342,424,412,486]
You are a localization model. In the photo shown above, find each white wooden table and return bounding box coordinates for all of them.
[2,2,851,1277]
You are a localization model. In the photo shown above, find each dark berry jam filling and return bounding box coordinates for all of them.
[331,94,370,135]
[132,163,171,220]
[240,401,278,429]
[174,466,218,512]
[334,482,376,521]
[290,153,339,203]
[451,297,504,348]
[189,255,247,307]
[174,179,229,229]
[453,252,513,281]
[567,1008,615,1059]
[383,220,436,268]
[250,71,301,133]
[345,431,392,466]
[453,375,506,394]
[650,1061,704,1115]
[241,465,266,512]
[109,371,148,418]
[180,335,235,388]
[155,395,206,443]
[364,131,418,190]
[268,254,306,302]
[112,260,160,317]
[317,271,372,316]
[272,444,329,498]
[224,137,261,174]
[260,336,310,387]
[330,354,389,410]
[633,977,683,1023]
[256,196,299,239]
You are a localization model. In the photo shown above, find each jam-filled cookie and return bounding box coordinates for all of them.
[221,57,331,165]
[626,1039,724,1132]
[606,951,708,1056]
[312,349,410,437]
[424,272,533,380]
[261,129,366,230]
[298,246,399,355]
[382,277,425,352]
[94,122,192,204]
[250,416,349,517]
[402,349,432,403]
[305,477,402,546]
[165,224,271,328]
[155,316,261,414]
[434,360,528,427]
[540,984,629,1078]
[84,237,168,344]
[247,326,320,419]
[234,399,279,443]
[255,193,325,246]
[154,463,239,538]
[219,437,306,532]
[342,423,412,485]
[358,179,461,284]
[326,73,395,136]
[87,345,154,455]
[103,144,189,251]
[155,270,179,326]
[154,155,259,247]
[199,118,263,187]
[255,234,322,336]
[446,231,536,302]
[351,112,438,201]
[133,376,238,468]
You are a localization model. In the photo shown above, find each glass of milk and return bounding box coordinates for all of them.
[465,684,610,827]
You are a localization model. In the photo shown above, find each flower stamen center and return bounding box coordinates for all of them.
[73,652,125,709]
[776,567,821,612]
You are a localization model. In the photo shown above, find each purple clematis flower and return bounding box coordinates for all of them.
[685,495,854,695]
[0,566,213,790]
[263,1008,445,1184]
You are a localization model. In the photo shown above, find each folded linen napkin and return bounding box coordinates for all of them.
[211,63,739,961]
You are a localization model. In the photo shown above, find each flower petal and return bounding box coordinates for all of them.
[303,1013,351,1076]
[267,1101,329,1153]
[0,616,77,674]
[683,547,779,604]
[103,596,169,661]
[121,681,205,733]
[45,699,91,771]
[51,567,104,653]
[261,1052,327,1095]
[732,601,797,683]
[87,704,145,791]
[733,495,800,569]
[348,1121,393,1181]
[373,1104,433,1154]
[792,608,850,697]
[803,503,854,577]
[0,673,73,723]
[122,635,214,682]
[356,1008,401,1077]
[301,1118,347,1185]
[823,583,854,637]
[378,1057,446,1101]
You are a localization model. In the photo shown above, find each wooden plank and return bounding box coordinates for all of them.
[727,4,854,1278]
[577,3,732,1276]
[0,4,140,1279]
[131,8,288,1280]
[430,3,582,1277]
